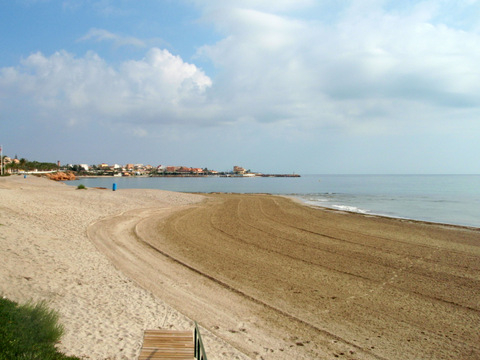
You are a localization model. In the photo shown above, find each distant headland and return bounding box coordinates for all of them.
[0,155,299,178]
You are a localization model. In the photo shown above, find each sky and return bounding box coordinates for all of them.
[1,0,480,174]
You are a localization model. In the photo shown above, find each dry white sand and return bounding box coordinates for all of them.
[0,175,248,359]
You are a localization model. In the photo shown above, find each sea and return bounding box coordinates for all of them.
[66,174,480,228]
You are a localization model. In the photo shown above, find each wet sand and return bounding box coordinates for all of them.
[89,193,480,359]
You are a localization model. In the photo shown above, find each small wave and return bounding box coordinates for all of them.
[307,197,329,203]
[331,205,368,214]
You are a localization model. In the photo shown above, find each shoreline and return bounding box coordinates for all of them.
[64,174,480,229]
[2,175,479,359]
[303,200,480,231]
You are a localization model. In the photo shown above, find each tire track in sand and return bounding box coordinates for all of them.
[88,194,480,360]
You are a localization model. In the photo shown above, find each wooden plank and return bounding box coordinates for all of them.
[143,341,193,349]
[138,351,194,358]
[143,336,193,342]
[140,348,193,353]
[144,330,192,335]
[138,329,194,360]
[138,352,193,359]
[139,353,193,360]
[144,330,192,334]
[142,336,193,342]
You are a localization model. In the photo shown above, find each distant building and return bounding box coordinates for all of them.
[177,167,191,174]
[233,166,246,174]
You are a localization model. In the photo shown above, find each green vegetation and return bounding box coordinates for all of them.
[0,297,80,360]
[76,184,86,190]
[5,158,59,172]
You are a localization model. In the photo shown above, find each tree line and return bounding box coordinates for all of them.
[4,158,59,172]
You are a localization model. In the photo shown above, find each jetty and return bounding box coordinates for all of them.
[257,173,300,177]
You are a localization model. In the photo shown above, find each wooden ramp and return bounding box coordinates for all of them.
[138,329,194,360]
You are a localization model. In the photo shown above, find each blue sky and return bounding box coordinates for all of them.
[1,0,480,174]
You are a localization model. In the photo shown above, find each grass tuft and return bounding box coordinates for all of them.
[0,297,81,360]
[76,184,86,190]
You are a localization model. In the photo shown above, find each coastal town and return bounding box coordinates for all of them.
[0,154,300,178]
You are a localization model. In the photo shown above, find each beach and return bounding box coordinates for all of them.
[0,175,246,359]
[1,176,479,359]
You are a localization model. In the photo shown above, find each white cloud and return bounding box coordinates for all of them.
[132,127,148,137]
[195,0,480,134]
[190,0,314,14]
[79,28,146,48]
[2,0,480,143]
[0,48,212,127]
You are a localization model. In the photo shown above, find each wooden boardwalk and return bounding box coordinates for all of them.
[138,329,194,360]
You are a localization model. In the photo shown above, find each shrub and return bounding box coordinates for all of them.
[0,297,81,360]
[76,184,86,190]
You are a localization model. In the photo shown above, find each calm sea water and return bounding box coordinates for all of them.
[67,175,480,228]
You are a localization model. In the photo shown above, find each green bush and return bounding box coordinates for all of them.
[76,184,86,190]
[0,298,80,360]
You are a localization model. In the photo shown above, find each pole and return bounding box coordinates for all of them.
[0,145,3,176]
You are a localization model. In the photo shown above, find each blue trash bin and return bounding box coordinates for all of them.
[112,183,117,191]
